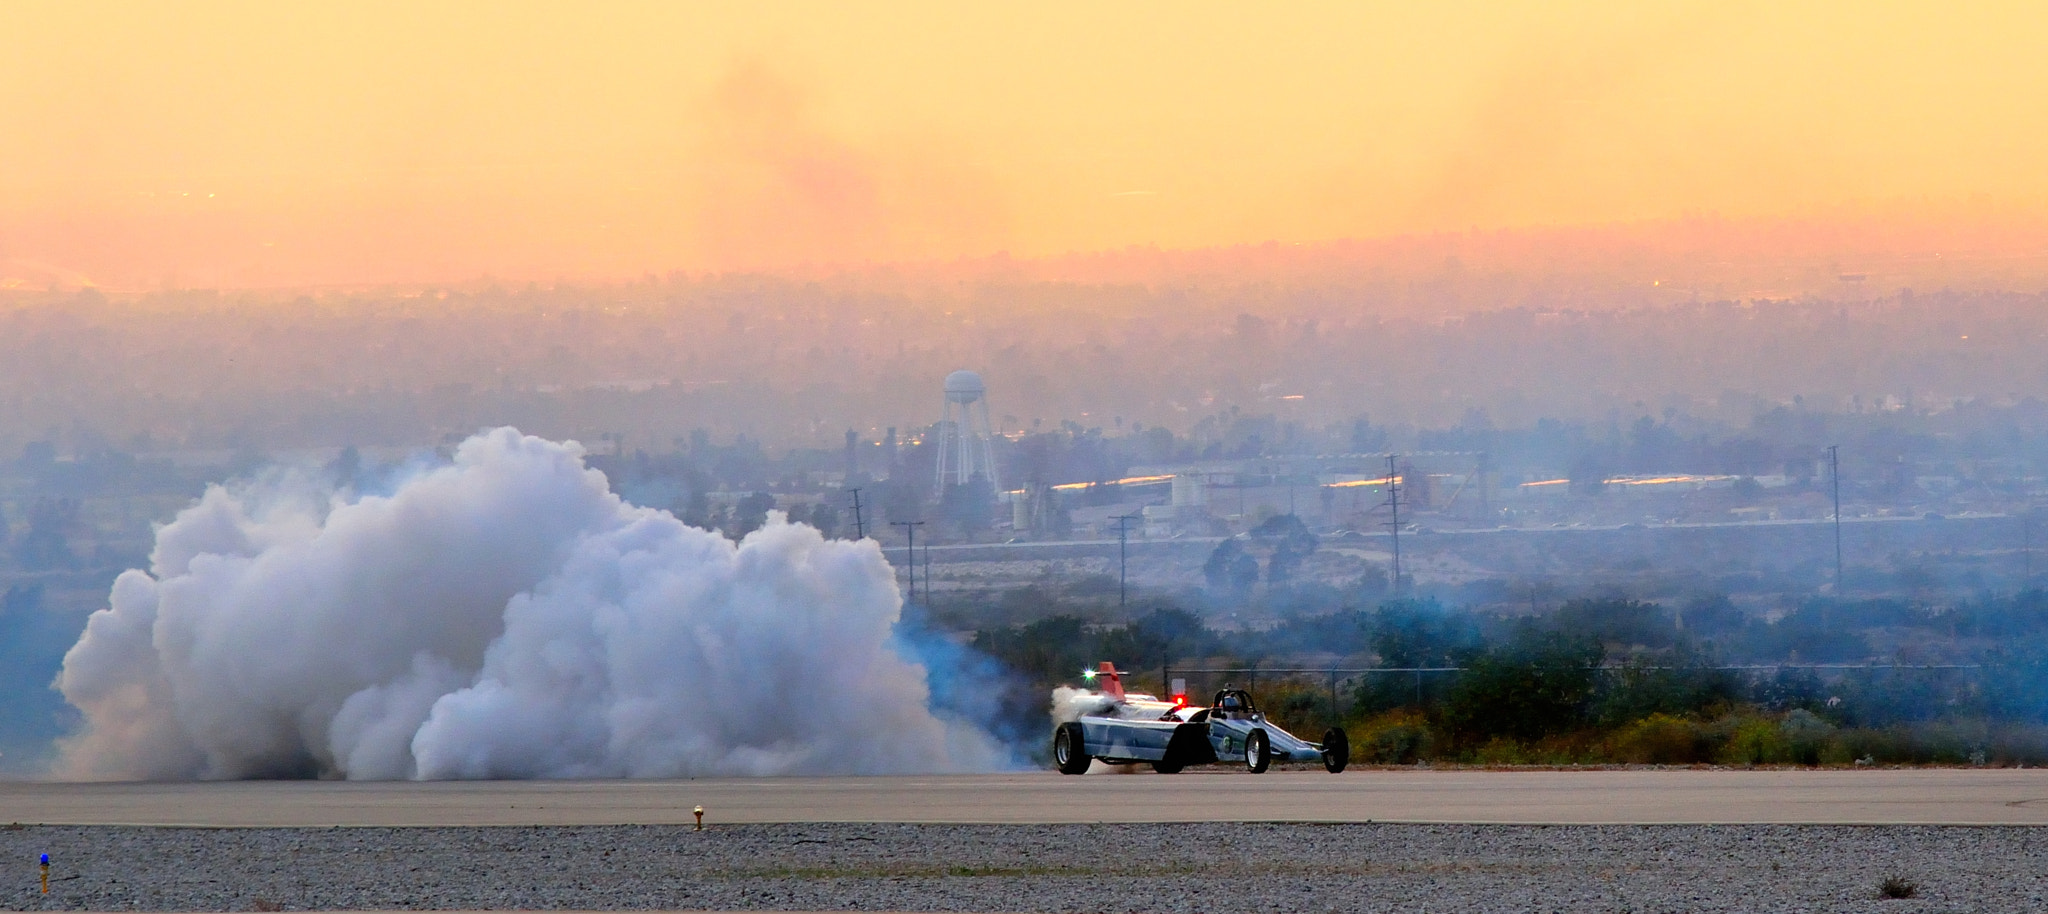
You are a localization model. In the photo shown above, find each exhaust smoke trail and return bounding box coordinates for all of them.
[1050,686,1116,724]
[53,428,1005,780]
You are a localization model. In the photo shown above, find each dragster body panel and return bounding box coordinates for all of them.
[1079,717,1179,762]
[1074,712,1328,765]
[1204,716,1325,763]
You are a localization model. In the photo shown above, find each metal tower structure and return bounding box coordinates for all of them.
[935,370,1000,491]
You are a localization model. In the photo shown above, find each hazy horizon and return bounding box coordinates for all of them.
[7,2,2048,289]
[10,1,2048,782]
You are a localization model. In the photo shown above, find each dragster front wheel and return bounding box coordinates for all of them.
[1320,727,1350,773]
[1053,722,1090,775]
[1244,728,1271,774]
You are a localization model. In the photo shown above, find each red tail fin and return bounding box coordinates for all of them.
[1094,662,1125,700]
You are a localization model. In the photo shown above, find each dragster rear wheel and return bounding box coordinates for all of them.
[1320,727,1350,773]
[1244,728,1271,774]
[1053,722,1090,775]
[1155,723,1205,774]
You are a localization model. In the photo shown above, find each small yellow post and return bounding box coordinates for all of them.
[40,854,49,894]
[693,805,704,831]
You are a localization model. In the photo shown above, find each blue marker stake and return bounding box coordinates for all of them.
[40,854,49,894]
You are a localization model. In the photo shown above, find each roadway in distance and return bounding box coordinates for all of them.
[8,768,2048,827]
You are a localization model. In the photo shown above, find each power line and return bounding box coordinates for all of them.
[1114,513,1140,609]
[1828,445,1843,595]
[890,520,923,604]
[1386,455,1403,597]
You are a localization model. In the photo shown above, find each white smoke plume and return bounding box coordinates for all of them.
[53,428,1006,780]
[1049,686,1116,725]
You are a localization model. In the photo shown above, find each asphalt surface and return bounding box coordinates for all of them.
[12,822,2039,913]
[8,768,2048,827]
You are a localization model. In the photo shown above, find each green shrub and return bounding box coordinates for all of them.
[1552,598,1679,649]
[1780,709,1836,765]
[1441,628,1603,747]
[1350,709,1435,764]
[1831,720,1986,765]
[1878,876,1918,899]
[1258,679,1332,732]
[1985,723,2048,765]
[1718,717,1788,765]
[1596,657,1744,726]
[1526,732,1596,765]
[1473,736,1529,765]
[1607,713,1711,764]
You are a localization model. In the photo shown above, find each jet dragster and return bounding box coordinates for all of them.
[1052,663,1349,774]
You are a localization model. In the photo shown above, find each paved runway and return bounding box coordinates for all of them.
[8,768,2048,827]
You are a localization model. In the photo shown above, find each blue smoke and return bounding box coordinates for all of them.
[890,604,1033,765]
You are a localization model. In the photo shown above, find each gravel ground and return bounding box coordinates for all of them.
[4,822,2045,913]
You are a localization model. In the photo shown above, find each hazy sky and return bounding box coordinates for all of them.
[4,1,2045,288]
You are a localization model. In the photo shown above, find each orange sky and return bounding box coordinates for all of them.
[3,1,2046,289]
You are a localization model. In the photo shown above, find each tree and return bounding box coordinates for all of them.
[1675,592,1746,636]
[809,502,842,539]
[1441,628,1604,746]
[1096,606,1216,672]
[1229,552,1260,593]
[1353,600,1482,715]
[973,614,1091,686]
[879,479,925,527]
[15,498,79,571]
[1252,513,1319,585]
[675,491,712,530]
[939,476,996,539]
[1370,599,1482,667]
[1204,537,1243,590]
[1551,598,1679,649]
[733,492,776,537]
[1204,537,1260,596]
[782,503,813,528]
[1351,563,1391,603]
[1595,651,1743,726]
[1348,417,1389,452]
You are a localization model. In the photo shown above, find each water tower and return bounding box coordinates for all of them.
[935,370,1000,491]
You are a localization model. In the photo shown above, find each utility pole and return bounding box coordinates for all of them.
[1828,445,1843,595]
[922,543,932,607]
[891,520,924,604]
[1114,513,1140,610]
[1386,455,1403,597]
[848,488,866,539]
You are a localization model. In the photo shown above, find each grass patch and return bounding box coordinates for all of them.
[1878,875,1919,899]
